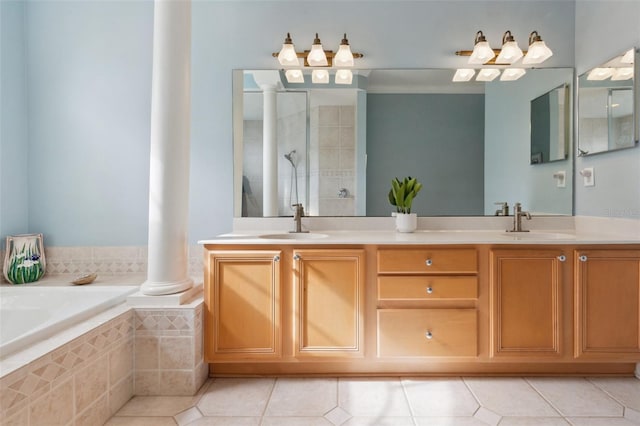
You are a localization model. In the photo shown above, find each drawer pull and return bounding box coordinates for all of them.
[425,259,433,266]
[425,331,433,340]
[293,254,301,261]
[557,255,566,262]
[273,255,280,262]
[426,286,434,294]
[579,255,588,262]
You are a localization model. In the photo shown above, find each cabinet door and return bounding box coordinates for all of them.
[293,249,365,357]
[575,250,640,359]
[204,250,281,361]
[490,249,565,358]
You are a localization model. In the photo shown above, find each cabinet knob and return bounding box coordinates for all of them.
[425,259,433,266]
[293,254,301,261]
[579,255,588,262]
[425,331,433,340]
[426,286,434,294]
[273,255,280,262]
[557,255,566,262]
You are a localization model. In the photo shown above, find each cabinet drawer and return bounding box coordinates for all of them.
[378,276,477,301]
[377,309,477,357]
[377,249,477,274]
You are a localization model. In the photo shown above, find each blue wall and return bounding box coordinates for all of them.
[1,0,29,238]
[366,94,485,216]
[3,0,576,245]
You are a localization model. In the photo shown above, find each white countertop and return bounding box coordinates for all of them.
[199,229,640,245]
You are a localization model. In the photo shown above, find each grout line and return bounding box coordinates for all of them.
[258,376,278,424]
[460,376,483,416]
[586,376,628,412]
[523,376,566,419]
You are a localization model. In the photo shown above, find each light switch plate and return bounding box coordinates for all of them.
[553,171,566,188]
[582,167,595,187]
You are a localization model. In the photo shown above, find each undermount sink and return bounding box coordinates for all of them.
[259,232,329,240]
[500,231,575,240]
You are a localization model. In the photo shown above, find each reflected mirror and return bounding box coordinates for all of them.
[530,84,570,164]
[234,68,574,217]
[578,47,638,156]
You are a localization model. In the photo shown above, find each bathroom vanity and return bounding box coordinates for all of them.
[201,229,640,376]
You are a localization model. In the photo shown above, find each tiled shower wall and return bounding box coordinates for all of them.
[309,105,356,216]
[0,304,206,426]
[1,245,204,282]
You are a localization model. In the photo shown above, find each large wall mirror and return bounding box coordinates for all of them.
[233,68,574,218]
[578,47,638,156]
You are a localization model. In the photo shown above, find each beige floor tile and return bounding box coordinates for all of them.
[105,417,177,425]
[265,378,337,417]
[403,378,479,417]
[197,378,274,417]
[566,418,639,426]
[473,406,501,426]
[187,418,261,426]
[528,378,624,417]
[589,377,640,411]
[344,417,415,426]
[174,406,203,426]
[261,417,333,426]
[499,417,570,425]
[464,377,559,417]
[339,378,411,417]
[414,417,488,426]
[116,396,199,417]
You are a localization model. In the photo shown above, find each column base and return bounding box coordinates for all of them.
[141,277,194,296]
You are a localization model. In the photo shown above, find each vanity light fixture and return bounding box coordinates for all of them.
[452,68,476,82]
[495,31,523,64]
[500,68,526,81]
[334,34,355,67]
[611,67,634,81]
[468,31,495,64]
[587,67,615,81]
[273,32,363,68]
[476,68,501,82]
[335,69,353,85]
[277,33,299,66]
[312,69,330,84]
[285,69,305,83]
[621,48,635,64]
[522,31,553,65]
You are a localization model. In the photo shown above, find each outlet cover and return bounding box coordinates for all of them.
[582,167,595,187]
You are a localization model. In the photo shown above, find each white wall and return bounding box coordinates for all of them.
[4,1,576,245]
[1,0,29,238]
[574,0,640,218]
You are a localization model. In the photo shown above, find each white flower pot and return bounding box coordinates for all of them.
[395,213,417,233]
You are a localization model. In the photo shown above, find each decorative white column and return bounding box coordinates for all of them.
[141,0,193,296]
[262,84,278,217]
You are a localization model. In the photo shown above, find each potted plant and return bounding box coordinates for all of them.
[388,176,423,233]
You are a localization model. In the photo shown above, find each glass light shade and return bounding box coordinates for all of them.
[611,67,634,81]
[334,44,354,67]
[452,69,476,82]
[285,69,305,83]
[278,43,299,66]
[312,69,330,84]
[495,41,523,64]
[500,68,526,81]
[621,48,634,64]
[476,68,500,82]
[468,41,495,64]
[335,69,353,85]
[522,41,553,64]
[307,44,328,67]
[587,67,614,81]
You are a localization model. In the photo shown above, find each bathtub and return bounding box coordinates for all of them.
[0,285,139,357]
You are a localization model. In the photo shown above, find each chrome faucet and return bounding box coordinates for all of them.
[508,202,531,232]
[494,202,509,216]
[291,204,308,233]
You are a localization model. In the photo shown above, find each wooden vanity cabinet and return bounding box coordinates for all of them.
[376,248,479,358]
[574,249,640,360]
[204,250,282,361]
[490,248,566,359]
